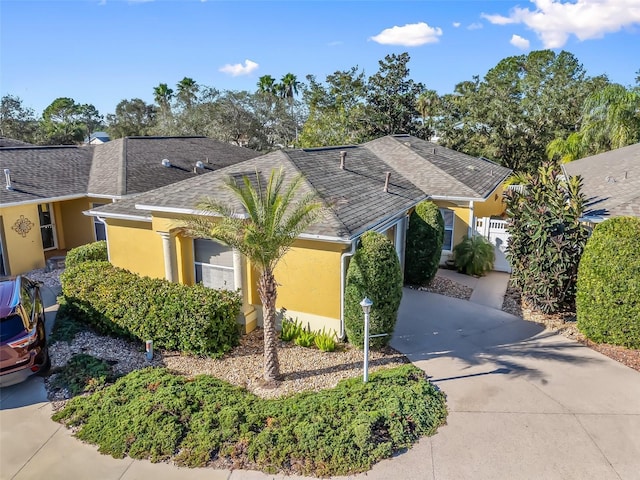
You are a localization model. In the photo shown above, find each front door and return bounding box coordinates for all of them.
[38,203,57,251]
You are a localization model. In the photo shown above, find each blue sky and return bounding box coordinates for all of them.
[1,0,639,117]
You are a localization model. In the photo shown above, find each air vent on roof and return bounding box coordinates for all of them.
[467,165,477,171]
[340,151,346,170]
[4,169,13,191]
[384,172,391,193]
[161,158,171,168]
[194,161,205,173]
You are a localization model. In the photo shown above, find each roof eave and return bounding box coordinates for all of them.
[84,209,152,223]
[0,193,87,208]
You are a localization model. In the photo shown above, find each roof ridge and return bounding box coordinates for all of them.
[124,135,207,140]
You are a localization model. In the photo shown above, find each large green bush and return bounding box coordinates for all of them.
[453,235,495,276]
[53,365,447,476]
[505,165,589,313]
[65,241,108,269]
[576,217,640,348]
[60,261,241,356]
[344,232,403,349]
[404,201,444,285]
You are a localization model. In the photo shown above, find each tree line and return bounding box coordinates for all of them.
[1,50,638,173]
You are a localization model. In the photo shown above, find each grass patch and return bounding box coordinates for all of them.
[52,365,447,476]
[51,354,117,396]
[49,297,89,343]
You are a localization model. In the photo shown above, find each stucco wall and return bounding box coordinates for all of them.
[474,185,507,218]
[0,204,45,274]
[59,198,95,249]
[106,219,165,280]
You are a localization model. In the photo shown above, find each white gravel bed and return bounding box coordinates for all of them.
[25,267,63,289]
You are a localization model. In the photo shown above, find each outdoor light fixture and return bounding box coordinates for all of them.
[360,297,373,383]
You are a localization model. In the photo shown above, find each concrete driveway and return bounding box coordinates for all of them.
[1,287,639,479]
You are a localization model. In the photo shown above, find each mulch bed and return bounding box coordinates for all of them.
[502,283,640,373]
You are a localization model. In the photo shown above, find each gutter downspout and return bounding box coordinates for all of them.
[339,240,357,340]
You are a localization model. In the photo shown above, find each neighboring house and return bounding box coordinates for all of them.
[85,131,111,145]
[89,134,511,336]
[0,136,260,276]
[562,142,640,225]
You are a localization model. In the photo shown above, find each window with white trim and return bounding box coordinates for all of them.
[439,208,454,251]
[91,203,107,241]
[38,203,57,251]
[194,239,235,290]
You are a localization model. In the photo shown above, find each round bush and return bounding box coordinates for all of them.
[404,201,444,285]
[576,217,640,348]
[65,241,108,269]
[344,232,403,349]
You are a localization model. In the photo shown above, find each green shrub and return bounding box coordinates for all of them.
[576,217,640,348]
[52,354,116,396]
[280,317,303,342]
[65,241,108,269]
[344,232,403,349]
[404,201,444,285]
[53,365,447,475]
[294,327,316,348]
[60,261,242,356]
[505,164,589,313]
[453,235,495,276]
[314,328,337,352]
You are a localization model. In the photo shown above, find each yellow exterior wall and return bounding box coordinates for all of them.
[433,200,470,250]
[475,185,507,218]
[106,219,165,280]
[0,204,45,274]
[59,198,95,249]
[272,239,344,320]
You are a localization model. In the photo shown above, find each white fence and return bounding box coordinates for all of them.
[475,217,512,273]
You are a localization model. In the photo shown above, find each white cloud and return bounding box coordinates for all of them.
[327,40,343,47]
[453,22,461,28]
[370,22,443,46]
[510,34,531,49]
[482,0,640,48]
[219,59,259,77]
[467,22,483,30]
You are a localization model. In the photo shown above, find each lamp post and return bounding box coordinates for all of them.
[360,297,373,383]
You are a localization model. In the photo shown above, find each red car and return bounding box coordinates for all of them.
[0,276,50,387]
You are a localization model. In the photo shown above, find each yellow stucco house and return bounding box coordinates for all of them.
[0,136,259,276]
[89,134,511,337]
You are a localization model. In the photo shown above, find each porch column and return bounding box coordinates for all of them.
[232,247,258,333]
[158,231,176,282]
[232,248,243,292]
[394,216,407,273]
[468,201,475,236]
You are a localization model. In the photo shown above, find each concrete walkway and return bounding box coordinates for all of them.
[437,268,511,310]
[2,280,639,479]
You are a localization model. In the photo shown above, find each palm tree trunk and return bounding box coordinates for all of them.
[258,268,280,382]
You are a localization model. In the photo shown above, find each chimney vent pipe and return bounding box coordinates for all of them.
[384,172,391,192]
[340,151,346,169]
[4,169,12,191]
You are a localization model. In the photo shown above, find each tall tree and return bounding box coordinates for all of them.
[152,83,175,135]
[299,68,368,147]
[437,50,607,172]
[153,83,174,112]
[365,52,425,137]
[176,77,199,111]
[416,89,441,141]
[39,97,92,144]
[106,98,157,138]
[257,75,277,96]
[0,94,38,143]
[184,168,323,383]
[78,103,104,138]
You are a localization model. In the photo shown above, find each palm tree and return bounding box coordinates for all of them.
[546,132,586,163]
[153,83,174,114]
[176,77,199,110]
[257,75,277,96]
[581,84,640,152]
[279,73,300,101]
[184,168,323,383]
[416,89,441,140]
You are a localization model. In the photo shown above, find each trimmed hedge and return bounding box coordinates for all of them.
[65,241,108,269]
[344,232,403,349]
[576,217,640,348]
[60,261,242,356]
[404,201,444,285]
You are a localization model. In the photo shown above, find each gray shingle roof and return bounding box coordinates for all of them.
[1,146,93,205]
[1,136,260,206]
[0,137,33,147]
[365,135,512,199]
[96,135,509,240]
[563,142,640,220]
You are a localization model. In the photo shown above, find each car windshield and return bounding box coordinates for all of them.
[0,314,27,343]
